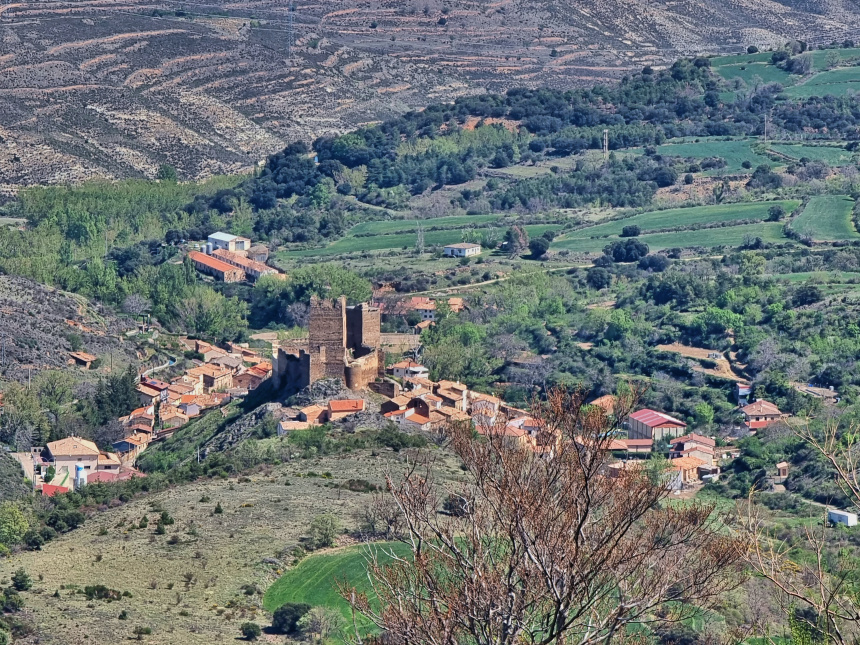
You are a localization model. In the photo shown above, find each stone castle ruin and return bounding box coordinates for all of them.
[272,296,384,394]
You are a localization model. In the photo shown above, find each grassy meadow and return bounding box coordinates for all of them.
[552,201,799,253]
[790,195,859,241]
[630,138,774,174]
[768,143,856,165]
[263,542,411,620]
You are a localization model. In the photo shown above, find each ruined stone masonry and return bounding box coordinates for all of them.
[272,297,384,394]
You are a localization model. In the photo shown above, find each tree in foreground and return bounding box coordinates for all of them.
[240,622,261,641]
[342,387,745,645]
[740,417,860,644]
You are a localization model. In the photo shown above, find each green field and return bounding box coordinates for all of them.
[552,201,799,252]
[554,220,789,253]
[263,542,411,621]
[630,139,774,174]
[281,223,561,258]
[715,62,793,86]
[790,195,858,242]
[773,270,860,283]
[784,66,860,98]
[768,143,856,166]
[349,214,499,236]
[711,48,860,89]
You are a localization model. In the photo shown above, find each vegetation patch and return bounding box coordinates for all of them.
[263,542,412,620]
[553,201,799,252]
[790,195,859,242]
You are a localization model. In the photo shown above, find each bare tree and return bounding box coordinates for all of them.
[416,222,425,255]
[123,294,152,317]
[342,387,745,645]
[740,417,860,644]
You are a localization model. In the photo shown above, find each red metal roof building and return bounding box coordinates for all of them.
[628,409,688,441]
[188,251,246,283]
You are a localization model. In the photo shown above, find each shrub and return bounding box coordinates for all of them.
[11,569,31,591]
[240,622,261,641]
[272,602,312,634]
[767,204,786,221]
[214,502,223,515]
[133,626,152,640]
[83,585,122,601]
[119,610,129,620]
[586,268,612,290]
[528,237,550,258]
[2,588,23,613]
[620,225,641,237]
[603,239,649,262]
[308,514,341,550]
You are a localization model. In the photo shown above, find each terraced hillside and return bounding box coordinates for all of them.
[0,0,858,190]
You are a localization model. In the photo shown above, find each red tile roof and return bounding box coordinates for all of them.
[741,400,783,417]
[669,433,716,448]
[625,439,654,447]
[41,484,70,497]
[328,399,365,413]
[87,471,118,484]
[188,250,242,274]
[629,409,687,428]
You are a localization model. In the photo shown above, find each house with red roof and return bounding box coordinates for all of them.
[327,399,365,421]
[384,407,432,432]
[669,434,715,466]
[741,400,786,429]
[40,484,70,497]
[628,409,687,441]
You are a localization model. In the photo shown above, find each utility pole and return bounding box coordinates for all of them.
[603,129,609,163]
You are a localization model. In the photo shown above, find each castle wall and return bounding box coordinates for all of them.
[272,347,313,395]
[346,303,381,351]
[274,298,386,393]
[345,351,380,391]
[309,296,347,378]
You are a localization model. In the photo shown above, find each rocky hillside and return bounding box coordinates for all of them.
[0,0,857,189]
[0,275,138,383]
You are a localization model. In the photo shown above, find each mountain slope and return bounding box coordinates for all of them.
[0,0,857,189]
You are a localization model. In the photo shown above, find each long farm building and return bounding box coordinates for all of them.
[188,251,246,283]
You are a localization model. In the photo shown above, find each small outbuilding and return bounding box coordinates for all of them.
[828,509,858,527]
[443,243,482,258]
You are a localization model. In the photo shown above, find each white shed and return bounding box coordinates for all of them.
[828,509,858,527]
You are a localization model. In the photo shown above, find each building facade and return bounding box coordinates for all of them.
[272,297,384,394]
[443,243,482,258]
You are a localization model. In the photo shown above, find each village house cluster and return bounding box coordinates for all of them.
[188,232,284,283]
[123,338,274,455]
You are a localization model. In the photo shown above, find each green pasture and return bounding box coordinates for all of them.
[554,221,789,253]
[280,223,561,258]
[790,195,858,241]
[349,214,500,236]
[715,62,793,86]
[553,201,799,251]
[263,542,411,620]
[630,139,774,174]
[768,143,855,165]
[773,270,860,283]
[784,66,860,98]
